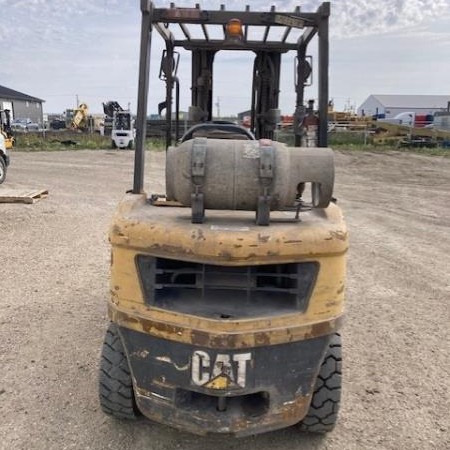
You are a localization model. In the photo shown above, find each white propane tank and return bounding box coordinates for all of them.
[166,138,335,211]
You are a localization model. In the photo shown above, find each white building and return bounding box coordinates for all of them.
[357,95,450,119]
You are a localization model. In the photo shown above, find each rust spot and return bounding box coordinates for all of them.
[218,251,232,260]
[325,300,339,308]
[135,386,154,398]
[337,284,345,294]
[255,333,270,346]
[120,315,139,325]
[149,243,194,256]
[284,240,302,244]
[309,320,334,338]
[110,308,344,350]
[190,330,212,347]
[111,225,126,237]
[279,395,311,422]
[210,334,233,347]
[152,378,176,389]
[190,332,246,349]
[233,245,243,249]
[329,230,347,241]
[144,321,182,337]
[110,291,119,306]
[191,229,206,241]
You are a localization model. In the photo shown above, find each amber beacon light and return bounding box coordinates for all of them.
[226,18,243,39]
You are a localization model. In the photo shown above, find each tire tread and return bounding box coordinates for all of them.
[300,333,342,433]
[98,323,139,420]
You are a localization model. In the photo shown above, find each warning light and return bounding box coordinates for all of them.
[226,18,243,40]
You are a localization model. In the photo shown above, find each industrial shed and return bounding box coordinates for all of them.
[357,95,450,119]
[0,85,45,126]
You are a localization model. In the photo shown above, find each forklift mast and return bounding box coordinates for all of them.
[133,1,330,194]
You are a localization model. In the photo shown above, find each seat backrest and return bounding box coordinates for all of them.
[181,122,255,142]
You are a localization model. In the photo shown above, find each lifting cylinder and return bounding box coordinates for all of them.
[166,138,335,211]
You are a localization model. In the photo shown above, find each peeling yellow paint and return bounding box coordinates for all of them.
[108,193,348,349]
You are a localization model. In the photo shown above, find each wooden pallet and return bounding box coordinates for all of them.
[0,189,49,204]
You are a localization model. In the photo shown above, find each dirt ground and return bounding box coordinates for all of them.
[0,149,449,450]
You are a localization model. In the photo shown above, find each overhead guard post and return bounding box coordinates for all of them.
[318,2,330,147]
[133,0,153,194]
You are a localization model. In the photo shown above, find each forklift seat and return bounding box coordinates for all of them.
[180,122,255,142]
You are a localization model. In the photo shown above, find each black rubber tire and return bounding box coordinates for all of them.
[98,323,140,420]
[0,157,6,184]
[128,140,134,150]
[111,140,117,149]
[299,333,342,433]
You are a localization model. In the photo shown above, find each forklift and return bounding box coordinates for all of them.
[0,109,13,184]
[111,110,134,149]
[99,1,348,436]
[0,109,14,150]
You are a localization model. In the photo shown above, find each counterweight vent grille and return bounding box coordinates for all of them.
[136,256,318,319]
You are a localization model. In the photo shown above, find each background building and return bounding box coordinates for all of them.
[0,85,45,125]
[357,95,450,118]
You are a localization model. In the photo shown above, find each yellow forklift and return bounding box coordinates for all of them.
[0,109,13,183]
[0,109,14,149]
[99,1,348,436]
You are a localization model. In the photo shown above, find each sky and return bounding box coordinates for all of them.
[1,0,450,117]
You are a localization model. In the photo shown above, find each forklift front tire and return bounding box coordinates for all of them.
[299,333,342,433]
[0,157,6,184]
[99,323,140,420]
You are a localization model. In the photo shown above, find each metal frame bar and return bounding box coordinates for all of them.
[177,40,295,52]
[133,0,153,194]
[179,23,191,39]
[153,9,319,27]
[317,2,330,147]
[133,1,330,190]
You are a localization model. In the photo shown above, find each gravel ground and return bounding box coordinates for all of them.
[0,149,449,450]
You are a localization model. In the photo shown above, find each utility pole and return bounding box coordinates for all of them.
[215,97,220,118]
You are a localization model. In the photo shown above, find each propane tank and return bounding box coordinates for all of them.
[166,138,335,210]
[301,99,319,147]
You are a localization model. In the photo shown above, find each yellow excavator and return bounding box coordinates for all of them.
[71,103,89,130]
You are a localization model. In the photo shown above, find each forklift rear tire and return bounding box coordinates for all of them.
[99,323,140,420]
[128,140,134,150]
[111,140,117,149]
[299,333,342,433]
